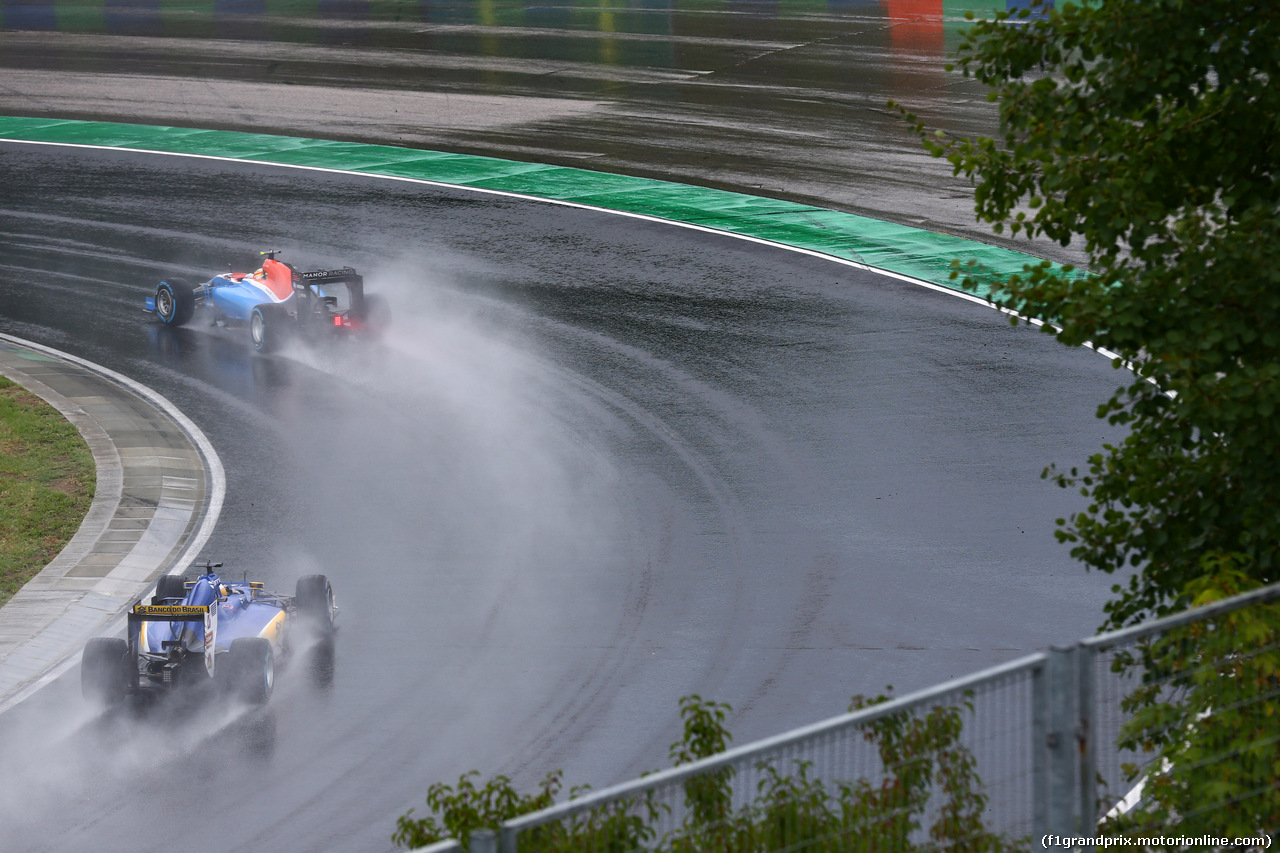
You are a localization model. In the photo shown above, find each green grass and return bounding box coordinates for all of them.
[0,376,95,607]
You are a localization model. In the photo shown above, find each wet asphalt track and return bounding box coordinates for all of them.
[0,140,1124,851]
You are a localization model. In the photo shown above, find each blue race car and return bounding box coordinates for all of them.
[144,252,388,352]
[81,563,337,707]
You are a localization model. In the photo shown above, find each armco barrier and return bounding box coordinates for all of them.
[411,580,1280,852]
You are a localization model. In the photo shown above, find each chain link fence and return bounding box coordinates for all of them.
[412,581,1280,853]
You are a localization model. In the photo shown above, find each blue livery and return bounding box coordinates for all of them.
[81,563,337,707]
[144,252,388,352]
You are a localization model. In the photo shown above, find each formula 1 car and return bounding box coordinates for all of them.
[144,252,388,352]
[81,563,337,707]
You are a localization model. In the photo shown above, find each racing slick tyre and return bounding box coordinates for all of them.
[295,574,336,634]
[249,303,290,353]
[153,574,188,604]
[227,637,274,705]
[82,637,130,707]
[155,278,196,326]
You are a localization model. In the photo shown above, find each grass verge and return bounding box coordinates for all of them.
[0,375,95,607]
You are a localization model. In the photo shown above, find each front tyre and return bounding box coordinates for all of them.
[82,637,130,707]
[250,303,290,353]
[227,637,274,705]
[155,278,196,326]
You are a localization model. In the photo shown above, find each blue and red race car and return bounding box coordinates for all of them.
[81,564,337,707]
[145,252,388,352]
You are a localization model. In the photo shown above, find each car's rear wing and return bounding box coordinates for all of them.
[130,604,210,620]
[128,603,218,676]
[296,266,367,314]
[299,267,362,286]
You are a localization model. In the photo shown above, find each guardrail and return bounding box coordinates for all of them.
[411,581,1280,852]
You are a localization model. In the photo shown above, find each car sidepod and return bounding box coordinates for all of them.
[209,275,295,324]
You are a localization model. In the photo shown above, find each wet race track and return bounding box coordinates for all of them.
[0,0,1090,269]
[1,2,1119,849]
[0,140,1123,851]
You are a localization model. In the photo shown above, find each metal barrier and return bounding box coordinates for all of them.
[499,654,1046,852]
[411,581,1280,852]
[1085,585,1280,838]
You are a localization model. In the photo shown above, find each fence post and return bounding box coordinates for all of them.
[1077,643,1097,833]
[1032,655,1048,832]
[500,824,518,853]
[470,829,497,853]
[1035,645,1092,843]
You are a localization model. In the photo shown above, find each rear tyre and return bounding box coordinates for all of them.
[155,278,196,326]
[227,637,274,705]
[295,574,336,634]
[358,294,390,338]
[153,574,187,604]
[82,637,129,707]
[250,303,290,353]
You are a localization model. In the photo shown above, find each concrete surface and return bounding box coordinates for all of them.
[0,332,223,715]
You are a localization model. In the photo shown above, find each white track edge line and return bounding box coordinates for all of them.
[0,135,1125,364]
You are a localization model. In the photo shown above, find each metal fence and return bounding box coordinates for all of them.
[1085,587,1280,839]
[413,582,1280,853]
